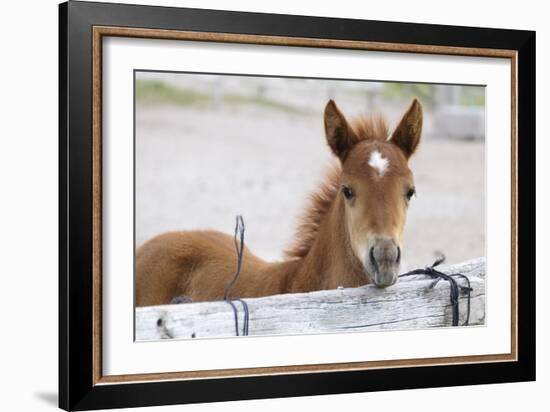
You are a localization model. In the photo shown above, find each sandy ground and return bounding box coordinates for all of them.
[135,105,484,271]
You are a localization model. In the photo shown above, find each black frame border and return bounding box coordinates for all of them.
[59,1,535,410]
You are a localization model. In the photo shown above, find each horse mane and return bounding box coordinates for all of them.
[284,160,341,259]
[284,114,389,259]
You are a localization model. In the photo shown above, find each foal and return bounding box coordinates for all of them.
[136,98,422,306]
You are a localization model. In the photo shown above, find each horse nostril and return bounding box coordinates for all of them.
[396,246,401,263]
[369,246,379,273]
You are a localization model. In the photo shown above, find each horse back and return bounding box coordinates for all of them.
[135,230,268,305]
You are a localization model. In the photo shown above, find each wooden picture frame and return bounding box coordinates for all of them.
[59,1,535,410]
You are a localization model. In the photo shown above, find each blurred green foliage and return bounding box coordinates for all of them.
[383,83,437,108]
[135,80,210,106]
[459,88,486,107]
[136,79,485,113]
[383,83,484,108]
[136,79,307,114]
[223,93,309,114]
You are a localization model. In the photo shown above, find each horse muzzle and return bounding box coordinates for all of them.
[365,237,401,287]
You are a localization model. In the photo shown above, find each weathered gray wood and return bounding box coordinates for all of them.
[136,257,485,340]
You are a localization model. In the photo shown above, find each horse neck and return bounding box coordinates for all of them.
[288,195,365,292]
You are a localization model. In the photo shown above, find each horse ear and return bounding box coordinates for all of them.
[324,100,361,161]
[390,98,423,159]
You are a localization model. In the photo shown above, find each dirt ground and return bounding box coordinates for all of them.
[135,105,485,271]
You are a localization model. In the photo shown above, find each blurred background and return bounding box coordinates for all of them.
[135,72,485,271]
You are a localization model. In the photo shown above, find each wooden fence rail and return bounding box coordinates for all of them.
[136,257,485,340]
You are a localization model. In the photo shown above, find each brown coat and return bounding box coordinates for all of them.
[136,99,423,306]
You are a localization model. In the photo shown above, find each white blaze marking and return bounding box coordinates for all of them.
[368,150,389,177]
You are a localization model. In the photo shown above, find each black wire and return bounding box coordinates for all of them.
[450,273,472,326]
[399,255,473,326]
[224,215,250,336]
[224,215,245,301]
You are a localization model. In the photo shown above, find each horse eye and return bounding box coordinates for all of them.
[342,185,355,200]
[406,187,416,201]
